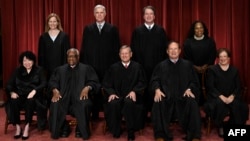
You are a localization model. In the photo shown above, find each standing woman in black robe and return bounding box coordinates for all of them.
[183,20,217,106]
[6,51,47,140]
[204,48,249,137]
[38,13,71,80]
[38,13,71,130]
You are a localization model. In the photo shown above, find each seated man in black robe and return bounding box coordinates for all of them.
[102,45,147,141]
[48,48,100,140]
[150,41,201,141]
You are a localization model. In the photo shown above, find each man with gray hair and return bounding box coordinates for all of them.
[80,4,121,120]
[48,48,100,140]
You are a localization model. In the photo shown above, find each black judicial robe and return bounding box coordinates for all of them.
[130,24,168,80]
[5,66,47,129]
[48,63,100,139]
[38,31,70,79]
[183,36,216,66]
[150,59,201,140]
[204,64,249,127]
[80,22,121,81]
[102,61,147,135]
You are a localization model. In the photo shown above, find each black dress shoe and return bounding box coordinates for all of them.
[75,125,82,138]
[128,136,135,141]
[75,131,82,138]
[166,132,173,140]
[60,131,70,137]
[218,127,224,138]
[128,133,135,141]
[22,135,29,140]
[60,126,71,137]
[14,129,22,139]
[113,134,120,138]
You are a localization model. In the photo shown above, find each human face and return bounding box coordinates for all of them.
[67,51,79,67]
[23,56,34,70]
[48,17,58,30]
[218,51,230,66]
[167,42,181,60]
[94,7,106,23]
[143,8,155,24]
[194,22,204,37]
[119,47,132,63]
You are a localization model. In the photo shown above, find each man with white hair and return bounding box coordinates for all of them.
[80,4,121,120]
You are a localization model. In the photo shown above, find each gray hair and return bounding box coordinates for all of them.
[67,48,79,57]
[120,45,132,53]
[94,4,106,13]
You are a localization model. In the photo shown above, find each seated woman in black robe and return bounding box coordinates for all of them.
[6,51,47,140]
[204,48,249,137]
[102,45,147,141]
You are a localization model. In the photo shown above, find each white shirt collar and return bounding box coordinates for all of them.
[96,21,105,27]
[170,58,179,63]
[144,23,154,29]
[122,61,130,66]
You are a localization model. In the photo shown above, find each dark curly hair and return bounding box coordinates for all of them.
[187,20,209,38]
[19,51,36,66]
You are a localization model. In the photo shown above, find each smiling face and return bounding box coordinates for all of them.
[119,46,132,63]
[218,51,230,66]
[48,16,59,30]
[143,8,155,25]
[67,50,79,67]
[23,56,34,70]
[194,22,204,37]
[167,42,181,60]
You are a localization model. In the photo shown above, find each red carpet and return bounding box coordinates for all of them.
[0,86,249,141]
[0,107,238,141]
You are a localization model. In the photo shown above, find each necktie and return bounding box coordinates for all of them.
[98,24,102,33]
[148,25,151,31]
[124,64,128,69]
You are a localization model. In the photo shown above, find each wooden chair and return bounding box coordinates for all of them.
[205,87,248,135]
[4,109,38,134]
[4,88,47,134]
[68,113,93,131]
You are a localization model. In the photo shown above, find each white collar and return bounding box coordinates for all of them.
[122,61,130,66]
[194,35,204,40]
[170,58,179,63]
[96,22,105,27]
[144,23,154,29]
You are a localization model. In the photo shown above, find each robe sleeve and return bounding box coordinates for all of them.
[84,65,101,94]
[102,67,116,96]
[206,67,221,98]
[132,65,147,95]
[150,63,162,94]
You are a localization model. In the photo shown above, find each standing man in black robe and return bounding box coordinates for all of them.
[102,45,147,140]
[48,48,100,140]
[130,5,168,122]
[151,41,201,141]
[80,4,121,119]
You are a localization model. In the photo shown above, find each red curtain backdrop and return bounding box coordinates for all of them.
[0,0,249,103]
